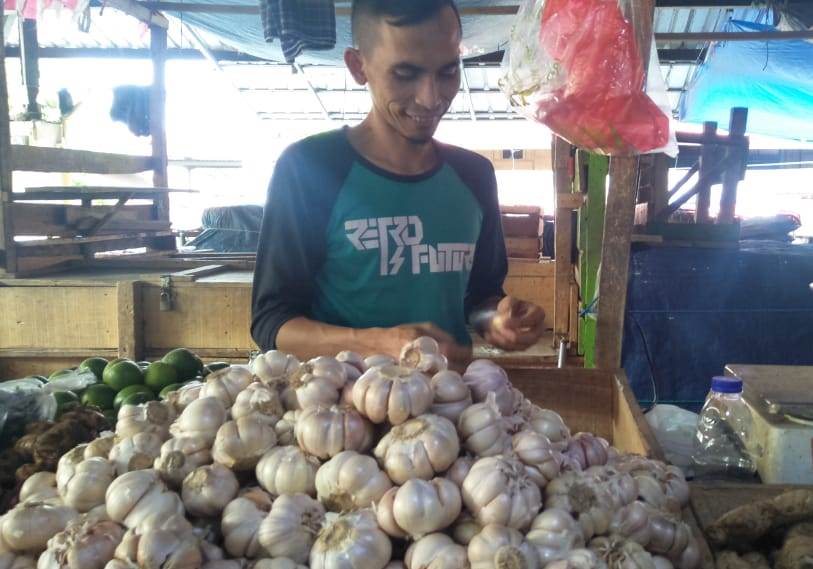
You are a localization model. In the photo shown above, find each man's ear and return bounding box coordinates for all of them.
[344,48,368,86]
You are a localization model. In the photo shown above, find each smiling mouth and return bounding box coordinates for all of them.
[407,114,439,126]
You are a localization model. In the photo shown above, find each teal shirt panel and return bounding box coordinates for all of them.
[311,161,483,345]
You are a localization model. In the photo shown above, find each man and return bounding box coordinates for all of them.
[251,0,546,364]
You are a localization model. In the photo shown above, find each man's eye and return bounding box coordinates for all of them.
[394,69,418,80]
[440,67,460,78]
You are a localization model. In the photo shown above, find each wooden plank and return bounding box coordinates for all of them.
[695,122,718,223]
[150,25,170,222]
[12,203,157,235]
[16,186,196,199]
[0,355,117,379]
[16,231,174,250]
[0,22,17,274]
[105,0,169,28]
[718,107,749,224]
[501,211,540,238]
[505,237,539,259]
[553,136,574,343]
[556,193,586,210]
[169,264,227,281]
[504,260,555,329]
[614,372,663,459]
[10,146,154,174]
[117,281,143,360]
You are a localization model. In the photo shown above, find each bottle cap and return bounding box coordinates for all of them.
[711,376,743,394]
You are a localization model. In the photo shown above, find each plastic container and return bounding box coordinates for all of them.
[692,376,760,480]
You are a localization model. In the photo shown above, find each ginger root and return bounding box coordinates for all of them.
[776,523,813,569]
[708,490,813,547]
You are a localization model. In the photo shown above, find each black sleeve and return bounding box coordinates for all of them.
[251,133,351,351]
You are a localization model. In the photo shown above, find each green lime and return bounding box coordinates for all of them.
[114,384,154,410]
[159,383,184,399]
[48,368,74,381]
[81,384,117,410]
[53,391,79,413]
[103,361,143,392]
[162,348,204,381]
[78,357,109,381]
[144,362,178,393]
[121,391,156,407]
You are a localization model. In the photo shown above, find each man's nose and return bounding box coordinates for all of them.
[415,77,442,111]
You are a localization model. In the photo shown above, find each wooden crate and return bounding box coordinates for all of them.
[501,205,541,238]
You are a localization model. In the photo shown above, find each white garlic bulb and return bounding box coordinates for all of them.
[37,515,125,569]
[428,370,472,424]
[374,414,459,485]
[309,510,391,569]
[512,430,562,488]
[212,416,277,471]
[256,446,320,497]
[526,509,586,566]
[352,365,433,425]
[315,451,392,512]
[57,457,115,512]
[457,394,511,458]
[404,533,467,569]
[0,502,77,554]
[462,456,542,531]
[221,488,273,559]
[181,464,239,517]
[231,383,284,426]
[399,337,448,375]
[295,405,374,460]
[200,366,255,408]
[169,397,228,445]
[18,473,58,504]
[115,402,174,441]
[154,435,212,488]
[257,494,325,564]
[251,350,300,386]
[109,433,163,475]
[375,478,461,539]
[285,357,347,410]
[468,524,540,569]
[105,470,184,530]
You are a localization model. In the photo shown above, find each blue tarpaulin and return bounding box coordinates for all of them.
[679,20,813,141]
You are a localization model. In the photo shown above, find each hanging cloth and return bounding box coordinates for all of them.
[110,85,151,137]
[259,0,336,64]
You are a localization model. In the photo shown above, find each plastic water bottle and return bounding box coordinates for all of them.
[692,376,759,479]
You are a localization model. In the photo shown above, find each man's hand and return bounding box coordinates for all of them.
[369,322,472,370]
[482,296,546,352]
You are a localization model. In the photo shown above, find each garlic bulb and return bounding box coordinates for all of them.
[610,456,689,512]
[166,382,204,414]
[451,512,482,546]
[274,411,299,446]
[589,535,656,569]
[170,397,228,445]
[250,560,307,569]
[256,445,319,497]
[644,510,699,569]
[55,447,87,496]
[115,402,174,441]
[212,416,277,471]
[428,370,472,424]
[258,494,325,563]
[376,478,461,539]
[37,515,125,569]
[252,350,300,386]
[526,509,586,566]
[404,533,467,569]
[374,414,459,484]
[610,502,652,546]
[113,527,202,569]
[653,558,674,569]
[0,553,35,569]
[285,357,347,411]
[109,433,163,475]
[545,549,608,569]
[512,430,562,488]
[462,359,514,416]
[336,351,365,373]
[468,524,540,569]
[364,354,397,370]
[399,337,448,375]
[84,434,116,460]
[154,436,212,488]
[182,464,239,517]
[352,365,433,425]
[445,456,474,489]
[200,366,255,408]
[315,451,392,512]
[295,405,374,460]
[457,394,510,458]
[1,502,77,554]
[105,470,183,530]
[564,433,610,470]
[19,473,58,504]
[462,456,542,531]
[221,488,273,558]
[523,406,571,449]
[309,510,391,569]
[201,562,246,569]
[231,383,284,426]
[58,458,115,512]
[545,470,618,540]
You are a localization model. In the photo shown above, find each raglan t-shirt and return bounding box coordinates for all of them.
[250,127,508,350]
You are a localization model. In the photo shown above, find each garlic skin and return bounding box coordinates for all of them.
[170,397,228,445]
[201,562,246,569]
[274,411,299,446]
[0,553,35,569]
[154,436,213,488]
[258,494,326,564]
[221,488,273,559]
[115,402,174,441]
[105,470,184,530]
[428,371,472,425]
[58,458,115,512]
[19,473,58,504]
[512,430,562,488]
[457,394,511,458]
[200,366,255,408]
[256,445,319,497]
[404,533,467,569]
[182,464,239,517]
[252,350,300,386]
[374,414,460,484]
[462,360,515,416]
[564,433,611,470]
[37,515,125,569]
[462,456,542,531]
[113,527,202,569]
[468,524,540,569]
[589,535,656,569]
[352,365,433,425]
[336,351,365,373]
[309,510,391,569]
[445,456,474,489]
[231,383,284,426]
[55,447,87,496]
[250,560,307,569]
[610,456,689,512]
[522,405,571,449]
[399,337,448,375]
[315,451,392,512]
[166,382,205,414]
[610,502,652,546]
[545,549,608,569]
[212,417,277,471]
[109,433,163,475]
[375,478,461,539]
[84,434,116,460]
[1,502,77,554]
[295,405,374,460]
[286,357,347,411]
[526,509,586,566]
[451,513,482,546]
[363,355,397,370]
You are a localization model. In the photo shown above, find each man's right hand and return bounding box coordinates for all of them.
[367,322,472,371]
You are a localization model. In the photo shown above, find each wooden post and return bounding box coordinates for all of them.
[117,281,144,360]
[19,19,41,119]
[695,121,717,223]
[0,22,16,274]
[552,136,574,346]
[150,25,170,221]
[718,107,748,224]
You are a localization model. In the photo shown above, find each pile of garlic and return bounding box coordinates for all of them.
[0,337,701,569]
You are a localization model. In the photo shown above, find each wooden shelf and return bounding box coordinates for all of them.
[15,231,174,248]
[14,186,199,201]
[10,146,155,174]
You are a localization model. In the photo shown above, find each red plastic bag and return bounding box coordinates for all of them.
[501,0,670,155]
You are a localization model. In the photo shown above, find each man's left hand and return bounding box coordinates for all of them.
[483,296,547,352]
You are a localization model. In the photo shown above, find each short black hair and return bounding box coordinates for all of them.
[351,0,461,48]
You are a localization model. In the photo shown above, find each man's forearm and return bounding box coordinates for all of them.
[275,317,392,362]
[467,296,502,337]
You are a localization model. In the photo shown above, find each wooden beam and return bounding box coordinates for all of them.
[552,136,574,344]
[14,186,196,200]
[150,25,171,222]
[718,107,749,224]
[106,0,168,28]
[117,281,144,360]
[19,19,41,119]
[11,146,154,174]
[0,23,16,274]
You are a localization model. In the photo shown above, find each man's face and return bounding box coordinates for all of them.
[352,7,462,144]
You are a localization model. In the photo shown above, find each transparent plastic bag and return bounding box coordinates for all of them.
[500,0,676,156]
[645,404,698,472]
